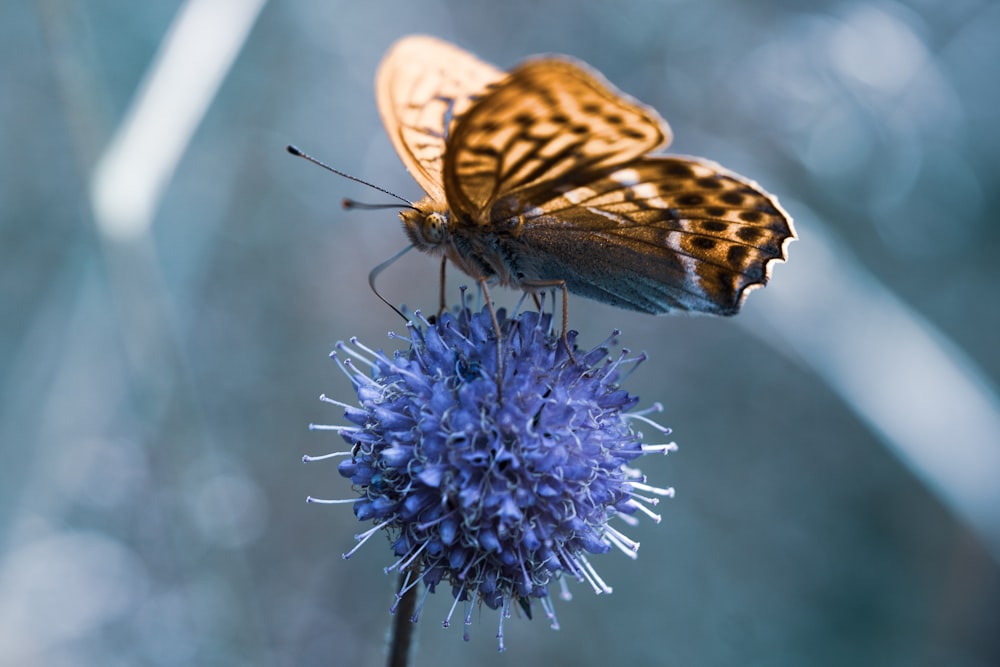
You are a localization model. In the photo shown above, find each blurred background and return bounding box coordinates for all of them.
[2,0,998,665]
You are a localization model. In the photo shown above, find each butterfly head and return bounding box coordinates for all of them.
[400,205,450,251]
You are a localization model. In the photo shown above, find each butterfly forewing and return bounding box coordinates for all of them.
[496,157,794,314]
[376,35,505,201]
[443,58,672,218]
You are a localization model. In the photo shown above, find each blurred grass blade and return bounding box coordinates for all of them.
[742,213,1000,562]
[90,0,267,241]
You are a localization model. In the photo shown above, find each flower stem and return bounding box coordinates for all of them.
[386,573,417,667]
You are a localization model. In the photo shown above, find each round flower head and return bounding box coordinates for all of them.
[306,302,675,651]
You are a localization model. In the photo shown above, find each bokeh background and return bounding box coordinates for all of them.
[3,0,999,665]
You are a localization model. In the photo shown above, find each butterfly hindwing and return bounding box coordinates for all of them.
[492,157,794,314]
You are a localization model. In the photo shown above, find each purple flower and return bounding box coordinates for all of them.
[306,304,675,651]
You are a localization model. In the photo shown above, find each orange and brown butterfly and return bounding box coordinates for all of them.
[376,34,794,316]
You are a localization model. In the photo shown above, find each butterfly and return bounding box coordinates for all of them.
[376,34,794,317]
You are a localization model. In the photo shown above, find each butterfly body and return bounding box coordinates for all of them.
[379,36,794,316]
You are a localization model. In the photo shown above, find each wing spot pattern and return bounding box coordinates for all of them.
[610,169,640,186]
[676,194,705,206]
[630,183,658,199]
[561,186,597,204]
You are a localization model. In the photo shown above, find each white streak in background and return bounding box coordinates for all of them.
[90,0,267,240]
[741,210,1000,562]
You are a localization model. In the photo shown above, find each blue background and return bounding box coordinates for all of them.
[2,1,998,665]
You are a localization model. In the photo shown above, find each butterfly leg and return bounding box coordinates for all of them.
[476,277,505,396]
[521,279,575,363]
[437,256,448,317]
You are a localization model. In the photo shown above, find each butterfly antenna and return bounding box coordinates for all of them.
[368,245,415,322]
[342,199,411,210]
[286,144,415,208]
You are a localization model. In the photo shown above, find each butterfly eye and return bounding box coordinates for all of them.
[422,212,448,244]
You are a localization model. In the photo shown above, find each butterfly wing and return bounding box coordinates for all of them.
[443,57,672,219]
[498,156,795,314]
[376,35,506,202]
